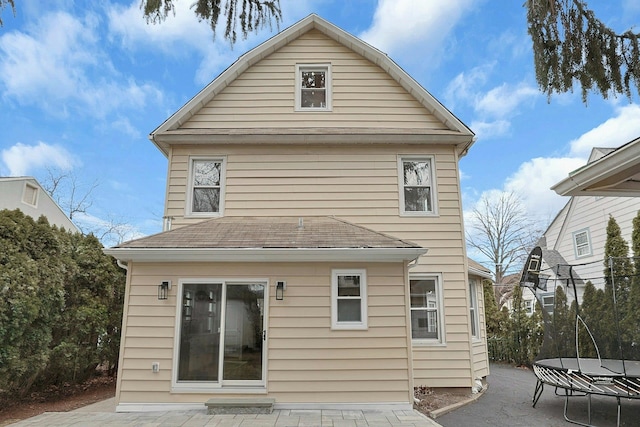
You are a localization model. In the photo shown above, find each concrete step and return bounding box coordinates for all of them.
[205,397,275,414]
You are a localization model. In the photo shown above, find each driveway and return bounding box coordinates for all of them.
[437,363,640,427]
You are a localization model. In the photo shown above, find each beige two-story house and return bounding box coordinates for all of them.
[106,14,487,412]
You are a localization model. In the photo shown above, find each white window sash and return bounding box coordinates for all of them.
[295,64,332,111]
[186,157,226,217]
[331,269,367,330]
[409,275,444,344]
[398,156,438,216]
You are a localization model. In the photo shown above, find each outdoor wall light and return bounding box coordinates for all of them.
[275,281,286,300]
[158,280,171,300]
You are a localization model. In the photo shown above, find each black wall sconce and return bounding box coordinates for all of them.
[275,281,286,300]
[158,280,172,300]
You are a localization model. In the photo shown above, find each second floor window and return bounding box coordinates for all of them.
[189,158,224,215]
[400,157,436,215]
[573,229,591,257]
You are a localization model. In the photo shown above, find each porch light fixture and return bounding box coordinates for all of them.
[276,281,286,300]
[158,280,171,300]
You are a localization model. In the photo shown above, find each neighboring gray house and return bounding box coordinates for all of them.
[541,145,640,302]
[0,176,79,232]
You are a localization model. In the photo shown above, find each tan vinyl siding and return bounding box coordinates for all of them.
[181,30,445,130]
[163,142,472,388]
[116,261,412,405]
[471,276,489,379]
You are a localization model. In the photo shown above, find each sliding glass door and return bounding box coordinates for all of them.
[177,282,265,386]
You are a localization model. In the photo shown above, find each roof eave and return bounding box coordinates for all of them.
[552,137,640,196]
[149,14,473,156]
[468,266,493,280]
[104,247,428,263]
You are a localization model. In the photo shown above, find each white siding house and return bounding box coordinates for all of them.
[0,176,79,232]
[542,146,640,300]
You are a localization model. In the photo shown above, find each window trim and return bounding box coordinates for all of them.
[331,269,367,330]
[171,277,269,392]
[398,155,438,217]
[22,182,39,207]
[185,156,226,218]
[469,279,480,341]
[295,63,332,112]
[572,228,592,258]
[410,274,445,345]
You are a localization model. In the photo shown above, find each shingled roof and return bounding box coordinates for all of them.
[106,216,426,263]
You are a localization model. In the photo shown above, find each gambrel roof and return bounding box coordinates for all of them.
[150,14,475,156]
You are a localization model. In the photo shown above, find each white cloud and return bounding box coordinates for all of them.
[445,64,539,140]
[474,83,539,118]
[503,156,586,223]
[568,104,640,157]
[106,1,210,51]
[466,104,640,229]
[106,1,262,86]
[1,141,77,176]
[470,119,510,140]
[359,0,477,64]
[444,63,494,108]
[0,10,163,118]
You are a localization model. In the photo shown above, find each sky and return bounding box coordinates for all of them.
[1,0,640,255]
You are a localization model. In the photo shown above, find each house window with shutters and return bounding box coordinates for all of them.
[573,229,591,258]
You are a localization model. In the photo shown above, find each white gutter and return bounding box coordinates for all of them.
[551,137,640,196]
[116,259,129,271]
[104,247,427,263]
[468,266,492,280]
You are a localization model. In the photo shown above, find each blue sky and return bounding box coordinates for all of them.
[2,0,640,249]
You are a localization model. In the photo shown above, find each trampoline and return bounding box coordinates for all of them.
[532,358,640,426]
[520,248,640,427]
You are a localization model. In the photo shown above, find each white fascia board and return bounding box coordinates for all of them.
[104,247,427,263]
[149,14,474,156]
[553,137,640,196]
[552,139,640,196]
[468,266,493,280]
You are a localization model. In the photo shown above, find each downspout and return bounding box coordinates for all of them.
[116,259,129,271]
[406,251,426,406]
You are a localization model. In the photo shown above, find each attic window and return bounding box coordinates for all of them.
[573,229,591,258]
[22,182,39,207]
[296,64,331,111]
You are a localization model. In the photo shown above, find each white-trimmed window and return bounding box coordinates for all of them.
[469,279,479,340]
[187,157,225,216]
[524,299,533,314]
[22,182,39,207]
[399,156,437,215]
[295,64,331,111]
[410,275,444,343]
[573,229,591,257]
[331,269,367,330]
[541,293,555,314]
